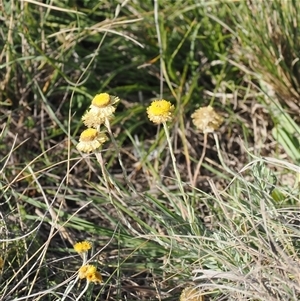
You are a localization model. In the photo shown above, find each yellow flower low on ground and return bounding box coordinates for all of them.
[74,241,92,254]
[147,99,174,124]
[180,287,204,301]
[76,128,108,153]
[86,269,103,284]
[191,105,223,133]
[79,265,91,279]
[82,93,120,128]
[79,265,103,284]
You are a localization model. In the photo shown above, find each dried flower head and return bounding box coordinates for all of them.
[191,105,223,133]
[76,128,108,153]
[82,93,120,128]
[74,241,92,254]
[78,265,103,284]
[180,287,204,301]
[147,99,174,124]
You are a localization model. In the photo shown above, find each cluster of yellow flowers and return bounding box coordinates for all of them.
[76,93,223,153]
[78,264,103,284]
[73,241,103,284]
[74,97,223,297]
[76,93,119,153]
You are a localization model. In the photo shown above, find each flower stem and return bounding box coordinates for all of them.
[163,122,192,222]
[192,132,208,186]
[75,280,89,301]
[60,277,79,301]
[213,132,234,175]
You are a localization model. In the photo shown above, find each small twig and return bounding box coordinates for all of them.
[154,0,163,98]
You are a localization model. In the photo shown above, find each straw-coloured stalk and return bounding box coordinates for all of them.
[191,106,223,185]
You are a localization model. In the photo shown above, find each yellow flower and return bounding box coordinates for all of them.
[76,128,108,153]
[78,265,103,284]
[180,287,204,301]
[79,264,95,278]
[82,93,120,128]
[86,270,103,284]
[78,265,91,279]
[74,241,92,254]
[147,99,174,124]
[191,105,223,133]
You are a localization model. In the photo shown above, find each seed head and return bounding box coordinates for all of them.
[191,106,223,133]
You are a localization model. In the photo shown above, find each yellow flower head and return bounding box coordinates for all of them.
[76,128,108,153]
[78,265,103,284]
[86,270,103,284]
[74,241,92,254]
[78,265,90,279]
[180,287,204,301]
[82,93,120,128]
[191,105,223,133]
[78,264,95,279]
[147,99,174,124]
